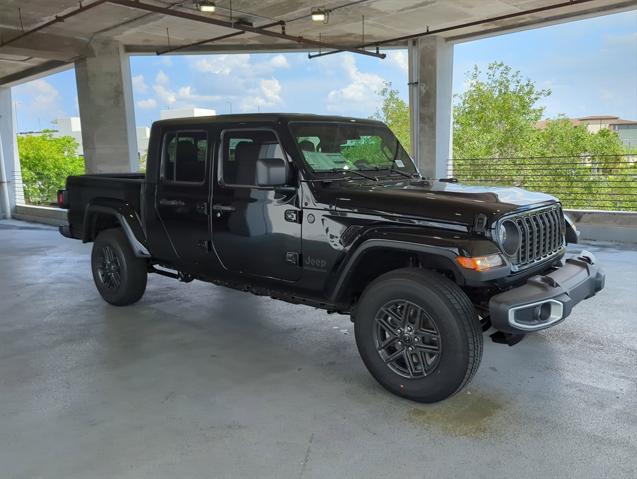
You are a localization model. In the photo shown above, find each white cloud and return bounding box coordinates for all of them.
[240,78,283,111]
[193,54,252,76]
[177,85,222,103]
[29,79,61,111]
[155,70,169,85]
[604,31,637,47]
[191,53,289,77]
[153,84,176,106]
[326,55,385,113]
[137,98,157,109]
[132,74,148,93]
[388,50,408,73]
[268,54,289,69]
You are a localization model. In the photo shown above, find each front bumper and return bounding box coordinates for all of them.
[489,250,605,334]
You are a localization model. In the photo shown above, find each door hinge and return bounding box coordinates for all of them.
[286,251,300,266]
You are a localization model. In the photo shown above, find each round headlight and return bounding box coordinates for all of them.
[498,220,521,256]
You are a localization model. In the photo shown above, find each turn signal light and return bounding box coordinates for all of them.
[456,254,504,272]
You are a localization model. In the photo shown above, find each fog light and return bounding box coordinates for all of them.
[456,254,504,272]
[535,303,552,322]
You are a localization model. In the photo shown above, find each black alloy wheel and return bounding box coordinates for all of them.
[354,268,483,403]
[95,244,122,290]
[91,228,148,306]
[374,299,441,379]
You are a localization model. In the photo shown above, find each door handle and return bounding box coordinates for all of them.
[212,204,236,212]
[159,199,185,207]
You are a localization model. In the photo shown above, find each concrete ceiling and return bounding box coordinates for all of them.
[0,0,635,85]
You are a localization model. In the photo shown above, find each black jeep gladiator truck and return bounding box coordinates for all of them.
[58,114,605,403]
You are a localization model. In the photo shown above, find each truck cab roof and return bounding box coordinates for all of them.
[151,113,385,128]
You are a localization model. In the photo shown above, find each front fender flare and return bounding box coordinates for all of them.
[328,238,510,304]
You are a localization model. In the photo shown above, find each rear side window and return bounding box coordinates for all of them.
[220,130,285,186]
[162,130,208,183]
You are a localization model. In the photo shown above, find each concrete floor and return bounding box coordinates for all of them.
[1,220,635,479]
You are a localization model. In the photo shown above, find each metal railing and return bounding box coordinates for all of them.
[448,154,637,212]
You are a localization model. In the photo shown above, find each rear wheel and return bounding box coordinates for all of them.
[91,228,147,306]
[354,268,483,403]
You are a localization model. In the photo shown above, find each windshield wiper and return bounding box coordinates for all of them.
[359,165,416,179]
[304,168,378,183]
[325,168,378,181]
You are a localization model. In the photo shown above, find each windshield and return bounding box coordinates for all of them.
[289,121,418,178]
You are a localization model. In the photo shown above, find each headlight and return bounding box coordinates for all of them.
[456,254,504,272]
[498,219,521,256]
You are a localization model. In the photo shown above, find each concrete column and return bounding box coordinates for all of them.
[75,39,138,173]
[0,87,24,218]
[408,36,454,179]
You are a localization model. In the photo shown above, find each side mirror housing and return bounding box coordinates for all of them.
[256,157,290,187]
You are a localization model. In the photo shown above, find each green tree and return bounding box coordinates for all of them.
[370,63,634,210]
[374,82,411,154]
[450,62,635,210]
[18,132,85,205]
[453,62,550,159]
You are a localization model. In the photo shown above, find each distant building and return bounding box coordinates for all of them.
[536,115,637,149]
[136,126,150,158]
[159,107,216,120]
[51,117,84,155]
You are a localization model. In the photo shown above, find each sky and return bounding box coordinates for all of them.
[12,10,637,133]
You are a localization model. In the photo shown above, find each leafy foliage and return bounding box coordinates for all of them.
[18,132,85,205]
[372,62,635,211]
[452,62,550,159]
[451,63,635,211]
[374,82,411,154]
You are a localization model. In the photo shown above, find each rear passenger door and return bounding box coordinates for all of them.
[155,128,212,265]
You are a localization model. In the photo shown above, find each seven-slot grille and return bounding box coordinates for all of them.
[510,205,565,268]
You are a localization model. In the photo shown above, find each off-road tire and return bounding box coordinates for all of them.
[91,228,147,306]
[354,268,483,403]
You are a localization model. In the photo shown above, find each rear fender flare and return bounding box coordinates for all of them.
[83,200,150,258]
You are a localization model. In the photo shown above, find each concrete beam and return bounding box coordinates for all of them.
[0,28,91,60]
[75,39,138,173]
[408,36,453,179]
[0,60,70,87]
[0,87,24,218]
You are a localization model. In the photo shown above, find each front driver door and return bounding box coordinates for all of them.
[211,128,301,282]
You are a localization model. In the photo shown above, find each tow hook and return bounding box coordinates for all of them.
[490,331,525,346]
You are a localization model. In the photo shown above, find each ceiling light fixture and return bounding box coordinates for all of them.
[197,1,216,13]
[311,8,329,23]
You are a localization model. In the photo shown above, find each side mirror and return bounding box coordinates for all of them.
[256,157,290,187]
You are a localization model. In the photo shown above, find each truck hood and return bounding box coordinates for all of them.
[314,179,558,226]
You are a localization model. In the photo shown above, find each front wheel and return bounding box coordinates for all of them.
[354,268,483,403]
[91,228,148,306]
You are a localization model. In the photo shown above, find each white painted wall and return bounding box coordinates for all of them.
[159,108,216,120]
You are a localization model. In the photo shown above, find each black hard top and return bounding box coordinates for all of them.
[152,113,385,128]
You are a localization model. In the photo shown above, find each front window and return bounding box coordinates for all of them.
[289,122,417,178]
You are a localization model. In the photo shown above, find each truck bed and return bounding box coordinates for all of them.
[66,173,145,240]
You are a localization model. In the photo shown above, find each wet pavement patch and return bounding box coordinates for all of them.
[407,392,504,437]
